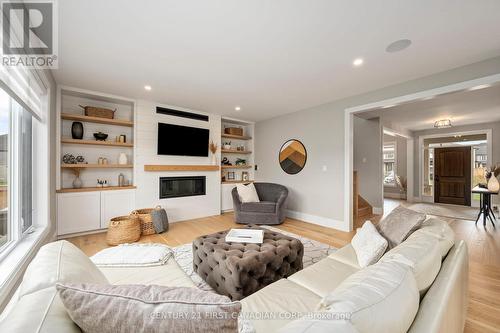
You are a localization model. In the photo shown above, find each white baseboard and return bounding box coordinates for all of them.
[372,207,384,215]
[286,210,349,232]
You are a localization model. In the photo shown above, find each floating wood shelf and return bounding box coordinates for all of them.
[221,165,253,169]
[221,180,254,184]
[221,149,252,154]
[61,113,134,127]
[56,185,136,193]
[61,138,134,147]
[144,165,220,172]
[61,164,133,169]
[221,134,252,140]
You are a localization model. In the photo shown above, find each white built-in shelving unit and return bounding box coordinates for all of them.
[220,118,255,211]
[56,86,136,237]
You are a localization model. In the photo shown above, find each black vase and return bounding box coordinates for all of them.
[71,122,83,139]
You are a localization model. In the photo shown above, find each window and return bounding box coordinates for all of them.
[0,87,34,252]
[383,143,396,186]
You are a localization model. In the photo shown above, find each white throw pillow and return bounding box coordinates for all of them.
[319,261,419,333]
[351,221,388,268]
[236,183,260,203]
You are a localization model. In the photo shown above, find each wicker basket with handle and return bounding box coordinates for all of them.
[131,208,156,236]
[106,215,141,246]
[79,105,116,119]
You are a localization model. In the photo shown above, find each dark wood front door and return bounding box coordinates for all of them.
[434,147,471,206]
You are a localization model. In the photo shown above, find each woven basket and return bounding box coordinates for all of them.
[106,215,141,246]
[79,105,116,119]
[132,208,156,236]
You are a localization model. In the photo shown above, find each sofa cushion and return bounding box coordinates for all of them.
[377,206,426,249]
[99,257,196,287]
[57,284,241,333]
[278,318,359,333]
[412,217,454,258]
[319,261,419,333]
[0,287,81,333]
[241,201,276,213]
[327,244,360,269]
[287,257,360,297]
[240,278,321,333]
[19,240,108,297]
[351,221,388,268]
[237,183,260,203]
[380,232,442,296]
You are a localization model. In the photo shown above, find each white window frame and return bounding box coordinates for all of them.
[383,141,397,187]
[0,95,35,259]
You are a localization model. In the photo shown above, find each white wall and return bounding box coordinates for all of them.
[255,56,500,231]
[134,100,221,222]
[353,116,383,209]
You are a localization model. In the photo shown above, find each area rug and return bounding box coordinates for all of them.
[404,202,479,221]
[172,226,337,291]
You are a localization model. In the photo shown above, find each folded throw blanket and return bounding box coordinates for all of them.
[90,243,173,267]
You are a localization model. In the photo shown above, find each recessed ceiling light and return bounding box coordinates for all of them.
[386,39,412,53]
[353,58,364,67]
[468,84,491,91]
[144,85,152,91]
[234,106,241,111]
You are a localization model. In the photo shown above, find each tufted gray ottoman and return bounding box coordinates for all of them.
[192,228,304,300]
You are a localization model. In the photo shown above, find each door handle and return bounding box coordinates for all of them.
[435,175,440,182]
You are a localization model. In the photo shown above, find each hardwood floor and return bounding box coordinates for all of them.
[67,200,500,333]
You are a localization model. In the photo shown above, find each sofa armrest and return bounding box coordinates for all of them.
[231,188,242,211]
[275,191,288,213]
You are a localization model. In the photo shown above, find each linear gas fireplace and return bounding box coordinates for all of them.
[159,176,206,199]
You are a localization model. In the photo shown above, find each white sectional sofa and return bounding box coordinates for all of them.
[0,218,468,333]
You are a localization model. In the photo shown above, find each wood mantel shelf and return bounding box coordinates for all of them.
[144,165,220,172]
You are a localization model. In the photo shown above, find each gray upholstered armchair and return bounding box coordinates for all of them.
[232,182,288,225]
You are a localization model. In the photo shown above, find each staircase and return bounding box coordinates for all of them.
[353,171,373,218]
[357,195,373,218]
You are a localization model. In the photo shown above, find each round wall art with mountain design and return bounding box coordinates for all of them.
[279,139,307,175]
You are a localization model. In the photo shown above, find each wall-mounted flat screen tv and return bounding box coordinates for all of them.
[157,123,209,157]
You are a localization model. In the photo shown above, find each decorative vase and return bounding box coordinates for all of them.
[211,154,217,165]
[72,175,83,189]
[118,153,128,165]
[488,176,500,192]
[71,122,83,139]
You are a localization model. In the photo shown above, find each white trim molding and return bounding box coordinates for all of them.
[286,210,349,232]
[344,73,500,232]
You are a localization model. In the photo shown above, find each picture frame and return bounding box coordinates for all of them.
[227,171,235,180]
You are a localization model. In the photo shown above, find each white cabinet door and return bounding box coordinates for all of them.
[100,189,136,229]
[221,184,237,211]
[57,192,101,235]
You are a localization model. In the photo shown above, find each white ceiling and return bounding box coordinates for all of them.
[53,0,500,122]
[359,84,500,131]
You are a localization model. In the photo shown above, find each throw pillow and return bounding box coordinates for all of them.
[57,284,241,333]
[351,221,388,268]
[377,206,426,249]
[236,183,260,203]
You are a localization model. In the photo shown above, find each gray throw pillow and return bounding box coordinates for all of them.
[56,284,241,333]
[376,206,426,249]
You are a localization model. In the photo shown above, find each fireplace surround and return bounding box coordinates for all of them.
[159,176,206,199]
